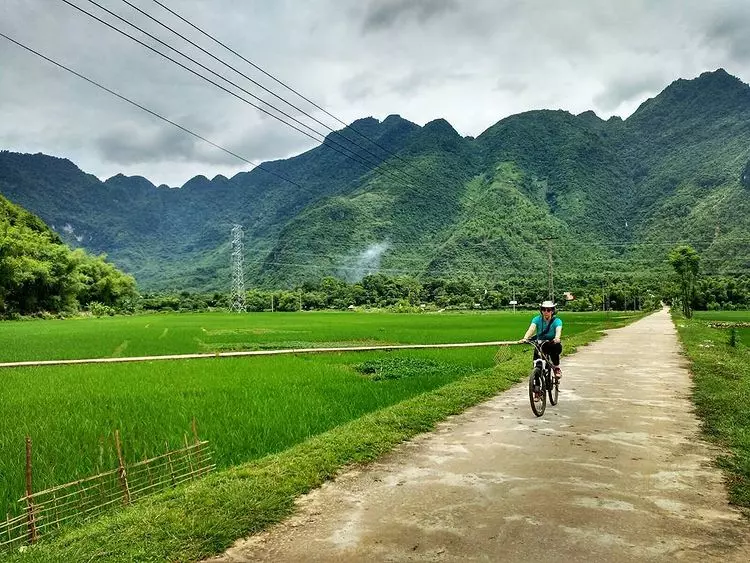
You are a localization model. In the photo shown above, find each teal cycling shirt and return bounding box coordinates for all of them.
[532,315,562,340]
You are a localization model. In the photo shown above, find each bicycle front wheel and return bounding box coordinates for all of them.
[529,367,546,416]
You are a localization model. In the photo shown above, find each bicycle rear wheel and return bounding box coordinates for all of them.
[529,367,546,416]
[548,370,559,406]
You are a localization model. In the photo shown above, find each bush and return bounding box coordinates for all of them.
[89,301,115,317]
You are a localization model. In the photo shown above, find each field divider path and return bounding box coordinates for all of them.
[0,341,519,369]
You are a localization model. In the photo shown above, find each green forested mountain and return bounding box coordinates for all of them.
[0,194,137,315]
[1,69,748,291]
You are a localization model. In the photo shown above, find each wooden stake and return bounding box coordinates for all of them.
[52,491,60,530]
[191,417,199,444]
[114,431,131,505]
[6,513,11,544]
[165,441,176,487]
[184,434,195,478]
[145,455,153,488]
[191,418,203,475]
[25,436,38,544]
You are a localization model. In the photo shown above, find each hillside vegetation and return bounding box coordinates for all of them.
[1,69,749,292]
[0,194,137,316]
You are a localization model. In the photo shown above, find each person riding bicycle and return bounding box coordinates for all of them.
[519,300,563,379]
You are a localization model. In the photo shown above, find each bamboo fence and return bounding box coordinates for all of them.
[0,427,214,551]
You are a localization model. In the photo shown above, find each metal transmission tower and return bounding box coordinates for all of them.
[229,224,246,313]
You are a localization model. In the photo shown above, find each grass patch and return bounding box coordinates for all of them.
[1,318,634,563]
[673,310,750,511]
[354,357,461,381]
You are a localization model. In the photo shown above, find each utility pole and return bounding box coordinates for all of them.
[541,237,558,303]
[229,224,246,313]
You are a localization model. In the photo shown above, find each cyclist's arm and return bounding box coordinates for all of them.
[553,322,562,343]
[520,323,536,343]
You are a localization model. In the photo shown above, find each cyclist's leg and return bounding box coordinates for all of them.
[543,342,563,378]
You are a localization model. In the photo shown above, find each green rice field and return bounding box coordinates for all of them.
[692,310,750,346]
[0,310,634,362]
[0,310,639,520]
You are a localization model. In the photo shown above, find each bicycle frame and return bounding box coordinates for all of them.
[529,338,554,372]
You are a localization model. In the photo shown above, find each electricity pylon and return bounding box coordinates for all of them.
[229,224,246,313]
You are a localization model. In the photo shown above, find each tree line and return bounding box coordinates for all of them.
[138,271,747,314]
[2,209,747,319]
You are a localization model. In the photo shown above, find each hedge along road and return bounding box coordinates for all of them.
[0,341,519,368]
[207,309,750,563]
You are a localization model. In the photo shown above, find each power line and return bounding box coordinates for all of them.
[118,0,442,193]
[64,0,407,183]
[0,31,305,191]
[148,0,471,193]
[80,0,473,198]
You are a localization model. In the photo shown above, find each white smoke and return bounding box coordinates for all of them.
[344,242,389,282]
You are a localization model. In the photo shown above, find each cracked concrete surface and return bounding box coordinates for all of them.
[207,309,749,562]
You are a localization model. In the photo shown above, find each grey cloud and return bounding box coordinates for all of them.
[362,0,458,32]
[96,125,213,166]
[341,72,378,103]
[95,116,315,169]
[593,72,670,113]
[495,74,530,95]
[703,5,750,62]
[390,69,473,96]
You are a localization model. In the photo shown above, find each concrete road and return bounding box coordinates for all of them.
[208,309,750,562]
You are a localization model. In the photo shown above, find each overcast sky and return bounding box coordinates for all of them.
[1,0,749,187]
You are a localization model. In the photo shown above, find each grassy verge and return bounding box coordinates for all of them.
[3,320,635,562]
[672,311,750,511]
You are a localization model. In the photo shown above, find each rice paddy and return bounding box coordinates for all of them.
[0,310,640,519]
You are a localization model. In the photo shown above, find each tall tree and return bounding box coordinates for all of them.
[669,245,700,318]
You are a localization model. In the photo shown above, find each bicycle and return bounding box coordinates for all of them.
[525,338,559,417]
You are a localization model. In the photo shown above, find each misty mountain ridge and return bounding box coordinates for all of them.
[1,68,749,290]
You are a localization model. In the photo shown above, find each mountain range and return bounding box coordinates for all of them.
[1,69,749,291]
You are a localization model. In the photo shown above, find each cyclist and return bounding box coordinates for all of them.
[519,300,563,379]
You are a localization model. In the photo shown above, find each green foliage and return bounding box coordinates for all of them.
[669,245,700,318]
[88,301,115,317]
[729,327,739,347]
[0,194,138,316]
